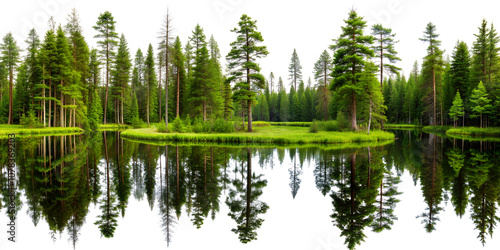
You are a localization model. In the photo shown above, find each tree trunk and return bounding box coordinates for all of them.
[61,80,64,127]
[8,67,13,124]
[176,68,180,117]
[367,97,372,135]
[104,41,109,125]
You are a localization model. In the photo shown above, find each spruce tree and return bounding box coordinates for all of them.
[144,44,157,126]
[288,48,302,90]
[113,34,131,124]
[331,10,374,130]
[470,81,492,128]
[449,90,464,127]
[93,11,119,124]
[171,36,187,118]
[420,22,444,125]
[1,32,21,124]
[226,14,269,132]
[313,50,332,120]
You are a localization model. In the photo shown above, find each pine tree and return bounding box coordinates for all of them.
[487,23,500,83]
[113,34,131,124]
[24,28,42,117]
[360,62,387,134]
[420,22,444,125]
[330,10,374,130]
[1,32,21,124]
[93,11,119,124]
[471,19,489,86]
[159,8,174,127]
[288,48,302,90]
[470,81,492,128]
[279,90,289,122]
[372,24,400,129]
[171,36,187,118]
[55,26,73,127]
[313,49,332,121]
[450,41,471,107]
[66,8,90,128]
[226,14,269,132]
[449,90,464,127]
[269,72,275,93]
[144,44,157,126]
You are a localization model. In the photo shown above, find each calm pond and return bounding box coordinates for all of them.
[0,130,499,250]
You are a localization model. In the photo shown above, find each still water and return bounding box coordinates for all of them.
[0,130,499,250]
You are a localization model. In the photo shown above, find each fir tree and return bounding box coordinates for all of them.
[93,11,119,124]
[288,48,302,90]
[470,81,492,128]
[330,10,374,130]
[449,90,464,127]
[226,14,269,132]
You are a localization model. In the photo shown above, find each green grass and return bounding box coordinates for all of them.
[446,127,500,137]
[98,123,130,130]
[0,124,83,138]
[422,125,452,134]
[122,136,394,149]
[120,126,395,144]
[384,124,424,129]
[269,122,312,127]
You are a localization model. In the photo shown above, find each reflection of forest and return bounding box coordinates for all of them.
[0,130,498,248]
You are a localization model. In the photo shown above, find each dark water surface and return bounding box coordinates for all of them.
[0,130,499,250]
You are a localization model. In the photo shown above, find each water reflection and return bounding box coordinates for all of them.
[0,130,499,249]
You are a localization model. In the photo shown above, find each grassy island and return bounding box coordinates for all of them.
[120,126,395,144]
[0,124,83,138]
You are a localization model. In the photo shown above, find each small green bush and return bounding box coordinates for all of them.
[336,111,349,130]
[173,116,183,133]
[309,120,318,133]
[183,115,192,132]
[212,118,235,133]
[321,120,340,132]
[157,119,167,133]
[20,110,43,128]
[131,117,144,128]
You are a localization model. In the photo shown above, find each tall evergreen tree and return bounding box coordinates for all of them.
[471,19,489,87]
[93,11,119,124]
[145,44,158,126]
[113,34,132,124]
[313,49,332,120]
[330,10,374,130]
[226,14,269,132]
[360,62,387,134]
[420,22,444,125]
[171,36,187,118]
[288,48,302,90]
[25,29,42,117]
[1,32,21,124]
[371,24,400,129]
[159,8,174,127]
[54,26,73,127]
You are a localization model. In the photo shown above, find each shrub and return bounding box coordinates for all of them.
[183,115,192,132]
[20,109,43,128]
[309,120,318,133]
[212,118,235,133]
[192,117,204,133]
[336,111,349,130]
[131,117,144,129]
[157,119,167,133]
[172,116,183,133]
[321,120,340,132]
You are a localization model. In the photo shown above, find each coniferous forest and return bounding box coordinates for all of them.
[1,8,499,132]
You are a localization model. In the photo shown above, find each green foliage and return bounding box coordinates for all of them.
[288,48,302,90]
[330,10,374,130]
[157,119,167,133]
[470,81,492,127]
[212,118,235,133]
[336,111,349,130]
[309,120,318,133]
[20,109,43,128]
[449,90,464,127]
[173,116,183,133]
[226,14,269,132]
